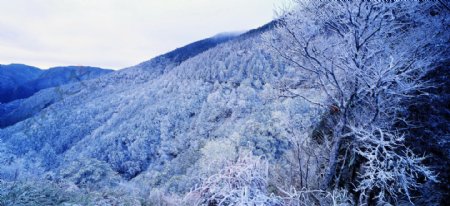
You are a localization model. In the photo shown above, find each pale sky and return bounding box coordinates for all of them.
[0,0,279,70]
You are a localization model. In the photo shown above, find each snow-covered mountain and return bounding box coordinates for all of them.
[0,2,448,204]
[1,24,303,195]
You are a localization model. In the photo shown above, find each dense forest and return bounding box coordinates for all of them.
[0,1,448,205]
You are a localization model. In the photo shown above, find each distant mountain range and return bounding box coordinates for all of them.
[0,64,112,104]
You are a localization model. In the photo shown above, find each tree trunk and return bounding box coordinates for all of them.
[320,135,342,190]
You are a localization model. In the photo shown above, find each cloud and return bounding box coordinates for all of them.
[0,0,278,69]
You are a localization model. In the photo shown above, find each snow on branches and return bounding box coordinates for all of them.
[352,126,437,204]
[267,0,448,204]
[184,151,282,206]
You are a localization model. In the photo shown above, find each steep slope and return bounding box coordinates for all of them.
[0,24,316,195]
[0,64,42,103]
[0,32,239,129]
[0,14,447,204]
[139,32,241,66]
[0,2,448,204]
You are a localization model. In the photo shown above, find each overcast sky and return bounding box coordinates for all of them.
[0,0,278,70]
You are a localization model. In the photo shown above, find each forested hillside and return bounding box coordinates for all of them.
[0,1,448,205]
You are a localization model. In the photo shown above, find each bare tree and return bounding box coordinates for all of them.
[267,0,448,204]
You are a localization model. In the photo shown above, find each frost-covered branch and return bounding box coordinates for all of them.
[183,151,281,205]
[351,126,437,204]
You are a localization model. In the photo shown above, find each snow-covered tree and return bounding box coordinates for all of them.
[184,151,281,206]
[351,126,437,204]
[268,0,448,203]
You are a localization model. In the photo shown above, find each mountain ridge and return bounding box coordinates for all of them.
[0,64,112,104]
